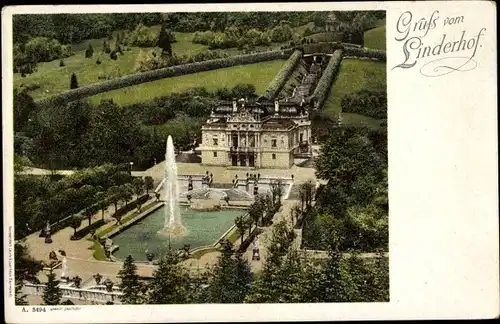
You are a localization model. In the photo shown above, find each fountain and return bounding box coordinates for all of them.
[60,256,69,283]
[157,136,188,237]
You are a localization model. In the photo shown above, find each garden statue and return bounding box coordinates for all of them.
[49,251,58,261]
[251,236,261,261]
[155,192,161,202]
[104,248,111,259]
[146,250,155,263]
[253,185,259,196]
[103,279,113,292]
[188,176,193,191]
[44,221,52,244]
[186,194,192,204]
[72,275,82,288]
[93,273,102,285]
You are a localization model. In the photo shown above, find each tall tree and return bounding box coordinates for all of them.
[106,185,121,213]
[132,177,145,197]
[118,255,143,304]
[70,73,78,89]
[158,21,173,57]
[42,270,62,305]
[146,249,191,304]
[15,279,29,305]
[203,240,252,303]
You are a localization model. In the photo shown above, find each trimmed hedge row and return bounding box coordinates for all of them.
[71,219,105,240]
[344,47,386,61]
[37,49,294,107]
[309,49,344,110]
[261,50,303,100]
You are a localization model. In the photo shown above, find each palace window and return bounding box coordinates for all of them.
[213,152,217,157]
[272,153,276,160]
[212,138,218,146]
[271,139,277,147]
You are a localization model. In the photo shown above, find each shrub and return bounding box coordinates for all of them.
[261,49,302,100]
[344,47,386,61]
[110,50,117,60]
[70,73,79,89]
[59,60,64,67]
[96,56,101,65]
[270,23,294,43]
[127,23,158,47]
[341,89,387,119]
[85,43,94,58]
[39,49,294,106]
[25,37,67,63]
[309,49,343,109]
[102,40,111,54]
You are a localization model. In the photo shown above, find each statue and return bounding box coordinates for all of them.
[251,236,261,261]
[44,221,52,244]
[61,256,69,280]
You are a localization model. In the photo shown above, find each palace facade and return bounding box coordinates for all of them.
[198,55,331,169]
[199,99,312,169]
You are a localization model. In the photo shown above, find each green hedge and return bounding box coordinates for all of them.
[37,49,294,107]
[261,50,303,100]
[309,49,344,110]
[344,47,386,61]
[70,219,105,240]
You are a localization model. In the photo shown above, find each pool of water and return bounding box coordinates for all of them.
[111,206,245,261]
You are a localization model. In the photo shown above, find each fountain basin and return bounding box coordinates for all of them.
[190,199,222,212]
[110,205,245,261]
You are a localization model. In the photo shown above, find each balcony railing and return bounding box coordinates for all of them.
[230,146,256,153]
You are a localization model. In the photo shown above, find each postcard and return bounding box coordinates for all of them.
[2,1,498,322]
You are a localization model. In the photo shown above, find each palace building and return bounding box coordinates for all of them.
[199,99,312,169]
[198,56,330,169]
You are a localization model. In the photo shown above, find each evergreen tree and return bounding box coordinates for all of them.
[146,248,191,304]
[15,279,29,305]
[85,42,94,58]
[118,255,143,304]
[204,240,252,303]
[102,39,111,53]
[70,73,78,89]
[42,270,62,305]
[316,249,348,302]
[158,22,173,57]
[245,221,301,303]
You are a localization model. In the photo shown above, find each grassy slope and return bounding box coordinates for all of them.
[364,25,386,50]
[90,60,287,105]
[323,58,386,126]
[15,31,209,101]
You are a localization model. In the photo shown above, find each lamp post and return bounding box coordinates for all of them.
[129,162,134,175]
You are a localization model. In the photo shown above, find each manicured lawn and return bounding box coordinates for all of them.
[14,30,208,101]
[91,241,108,261]
[323,58,386,120]
[90,60,287,105]
[364,25,386,50]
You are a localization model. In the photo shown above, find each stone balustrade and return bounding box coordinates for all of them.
[23,283,123,304]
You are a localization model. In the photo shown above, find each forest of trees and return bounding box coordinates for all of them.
[14,84,258,171]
